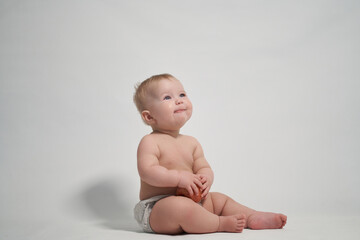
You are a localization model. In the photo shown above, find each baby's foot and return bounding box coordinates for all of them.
[218,214,246,233]
[247,212,287,230]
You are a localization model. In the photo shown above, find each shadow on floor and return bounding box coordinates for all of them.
[79,178,140,232]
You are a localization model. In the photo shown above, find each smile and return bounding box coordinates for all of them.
[174,109,186,113]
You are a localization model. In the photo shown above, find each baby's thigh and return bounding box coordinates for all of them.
[149,196,197,234]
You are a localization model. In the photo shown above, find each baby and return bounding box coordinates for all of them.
[133,74,287,234]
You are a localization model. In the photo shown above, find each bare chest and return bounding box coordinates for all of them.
[157,139,195,171]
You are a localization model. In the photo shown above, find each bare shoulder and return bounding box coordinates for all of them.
[138,134,160,156]
[180,134,202,150]
[180,134,198,143]
[139,133,158,144]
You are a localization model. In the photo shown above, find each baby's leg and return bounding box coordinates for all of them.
[149,196,245,234]
[206,192,287,230]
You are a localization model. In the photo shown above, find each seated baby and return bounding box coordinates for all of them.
[133,73,287,234]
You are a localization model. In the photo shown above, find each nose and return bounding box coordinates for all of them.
[175,97,183,105]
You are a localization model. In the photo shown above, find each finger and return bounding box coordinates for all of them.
[202,191,208,199]
[202,193,208,200]
[192,183,199,195]
[201,190,206,198]
[194,178,203,188]
[195,175,202,181]
[202,192,208,199]
[187,186,194,196]
[202,187,210,198]
[200,177,207,184]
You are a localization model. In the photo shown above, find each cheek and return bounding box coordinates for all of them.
[159,104,174,118]
[186,103,193,119]
[187,101,193,112]
[165,103,174,114]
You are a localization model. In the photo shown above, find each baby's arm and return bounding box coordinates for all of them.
[137,135,202,195]
[192,139,214,198]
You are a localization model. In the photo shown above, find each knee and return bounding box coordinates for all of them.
[207,192,231,215]
[210,192,229,200]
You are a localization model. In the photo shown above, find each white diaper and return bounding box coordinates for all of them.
[133,195,170,233]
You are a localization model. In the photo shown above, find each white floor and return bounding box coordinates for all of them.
[1,215,360,240]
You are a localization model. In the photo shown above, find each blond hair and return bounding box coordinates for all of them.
[133,73,176,113]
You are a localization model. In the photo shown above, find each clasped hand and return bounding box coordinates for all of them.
[178,171,211,199]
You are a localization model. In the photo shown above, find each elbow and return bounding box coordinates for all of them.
[138,168,152,184]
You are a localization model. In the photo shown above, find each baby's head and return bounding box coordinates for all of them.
[134,74,193,131]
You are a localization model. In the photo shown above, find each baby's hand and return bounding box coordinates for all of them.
[197,174,211,199]
[178,171,202,196]
[176,185,202,203]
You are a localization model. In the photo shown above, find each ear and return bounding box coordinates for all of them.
[141,110,155,125]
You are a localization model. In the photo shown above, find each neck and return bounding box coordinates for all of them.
[152,129,180,138]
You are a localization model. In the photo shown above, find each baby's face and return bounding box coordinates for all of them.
[145,78,193,131]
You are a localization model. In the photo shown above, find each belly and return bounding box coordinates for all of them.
[139,181,177,200]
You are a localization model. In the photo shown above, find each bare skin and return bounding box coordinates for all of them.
[150,192,287,234]
[135,77,287,234]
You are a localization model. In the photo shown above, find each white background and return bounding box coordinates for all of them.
[1,0,360,237]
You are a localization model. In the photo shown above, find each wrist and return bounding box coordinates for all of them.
[204,173,214,186]
[176,170,183,187]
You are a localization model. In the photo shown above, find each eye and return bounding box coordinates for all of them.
[163,95,171,100]
[179,93,186,97]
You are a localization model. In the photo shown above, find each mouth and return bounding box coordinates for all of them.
[174,109,186,113]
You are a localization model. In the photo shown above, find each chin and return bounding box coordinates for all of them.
[176,117,190,128]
